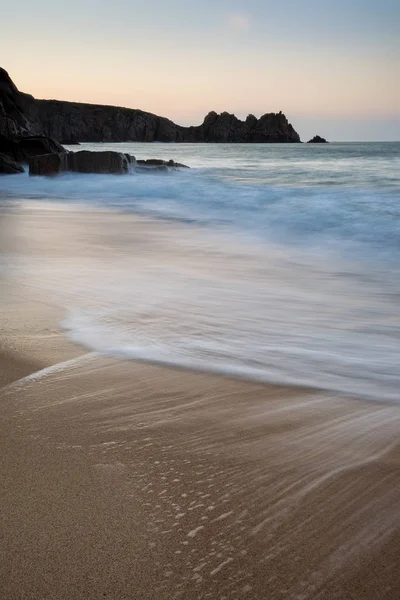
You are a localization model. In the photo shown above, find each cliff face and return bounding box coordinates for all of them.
[23,100,300,143]
[2,67,301,143]
[0,67,35,137]
[23,97,183,143]
[185,111,300,143]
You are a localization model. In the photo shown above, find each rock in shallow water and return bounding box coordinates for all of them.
[29,151,189,176]
[136,158,189,171]
[68,150,129,174]
[29,152,68,176]
[29,150,130,176]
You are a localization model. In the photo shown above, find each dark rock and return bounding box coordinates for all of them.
[0,133,24,162]
[68,150,129,174]
[0,132,65,163]
[29,150,130,176]
[136,158,189,169]
[29,152,68,176]
[22,97,301,143]
[137,158,166,166]
[0,152,24,174]
[23,98,182,144]
[182,110,300,143]
[135,164,169,173]
[17,135,66,161]
[167,159,189,168]
[307,135,328,143]
[0,67,36,138]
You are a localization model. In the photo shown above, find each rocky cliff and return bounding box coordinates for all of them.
[1,67,301,145]
[0,67,35,137]
[23,99,300,143]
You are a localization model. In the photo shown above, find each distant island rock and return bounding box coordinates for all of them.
[307,135,328,143]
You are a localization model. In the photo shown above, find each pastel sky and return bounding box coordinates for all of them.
[1,0,399,140]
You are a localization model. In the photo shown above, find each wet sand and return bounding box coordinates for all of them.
[1,206,399,599]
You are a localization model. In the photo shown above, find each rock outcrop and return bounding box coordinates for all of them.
[29,151,189,176]
[23,99,301,143]
[0,152,24,174]
[0,67,34,138]
[137,159,189,169]
[17,135,65,160]
[30,151,131,176]
[307,135,328,143]
[29,152,67,176]
[182,111,300,143]
[0,67,66,174]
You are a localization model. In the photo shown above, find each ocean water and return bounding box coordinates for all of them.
[1,142,399,401]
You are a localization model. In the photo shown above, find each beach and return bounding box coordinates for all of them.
[1,205,399,600]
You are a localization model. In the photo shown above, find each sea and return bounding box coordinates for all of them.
[1,142,399,402]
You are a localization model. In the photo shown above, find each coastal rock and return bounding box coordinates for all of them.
[29,150,130,176]
[29,152,68,176]
[23,97,183,144]
[307,135,328,143]
[68,150,129,174]
[17,135,66,161]
[22,97,301,143]
[0,132,65,163]
[0,67,35,138]
[184,110,300,143]
[0,152,24,174]
[0,133,24,162]
[124,153,136,167]
[136,158,189,169]
[29,151,189,176]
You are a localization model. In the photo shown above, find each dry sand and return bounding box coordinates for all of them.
[1,206,399,599]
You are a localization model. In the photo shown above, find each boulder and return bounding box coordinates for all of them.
[17,135,66,161]
[29,150,130,176]
[307,135,328,143]
[29,152,68,176]
[0,152,24,174]
[67,150,129,174]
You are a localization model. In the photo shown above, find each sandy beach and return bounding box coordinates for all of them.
[1,206,399,600]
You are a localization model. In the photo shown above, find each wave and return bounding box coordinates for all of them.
[2,143,399,402]
[1,167,399,263]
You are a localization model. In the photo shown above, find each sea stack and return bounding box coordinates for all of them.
[307,135,328,143]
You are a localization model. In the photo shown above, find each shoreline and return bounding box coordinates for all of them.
[1,204,400,599]
[0,207,400,600]
[2,342,400,599]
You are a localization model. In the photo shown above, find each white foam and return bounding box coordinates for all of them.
[2,142,399,403]
[4,353,98,390]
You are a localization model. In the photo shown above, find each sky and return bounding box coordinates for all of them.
[1,0,399,141]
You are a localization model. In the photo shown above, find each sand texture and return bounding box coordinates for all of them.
[1,205,399,599]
